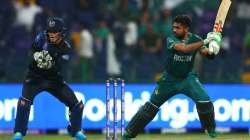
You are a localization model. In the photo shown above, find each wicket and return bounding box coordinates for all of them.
[106,78,125,140]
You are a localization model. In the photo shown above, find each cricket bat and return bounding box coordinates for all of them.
[213,0,232,33]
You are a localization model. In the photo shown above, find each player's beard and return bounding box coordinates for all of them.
[174,31,186,40]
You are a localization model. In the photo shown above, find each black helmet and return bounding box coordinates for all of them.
[46,17,67,38]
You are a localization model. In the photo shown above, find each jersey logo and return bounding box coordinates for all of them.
[167,38,174,44]
[154,89,159,95]
[173,54,193,62]
[48,20,56,28]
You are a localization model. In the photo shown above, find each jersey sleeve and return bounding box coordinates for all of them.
[193,34,203,42]
[28,32,45,62]
[193,34,207,51]
[31,32,45,52]
[61,41,72,61]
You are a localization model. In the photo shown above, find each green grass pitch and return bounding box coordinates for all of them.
[1,133,250,140]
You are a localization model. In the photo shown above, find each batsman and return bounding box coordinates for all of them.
[123,15,222,139]
[13,17,87,140]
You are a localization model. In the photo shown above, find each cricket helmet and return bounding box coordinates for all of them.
[46,17,67,38]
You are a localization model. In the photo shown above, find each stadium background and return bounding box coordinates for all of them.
[0,0,250,139]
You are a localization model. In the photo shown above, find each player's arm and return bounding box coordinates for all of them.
[31,32,54,69]
[173,32,222,53]
[57,41,73,74]
[29,32,44,61]
[173,41,204,53]
[199,32,222,59]
[57,41,72,65]
[166,37,204,53]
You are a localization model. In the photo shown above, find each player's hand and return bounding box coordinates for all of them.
[33,51,43,63]
[203,32,222,45]
[208,40,221,55]
[207,32,222,55]
[33,50,53,69]
[207,32,222,40]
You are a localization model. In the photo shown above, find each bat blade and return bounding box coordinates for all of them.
[213,0,232,32]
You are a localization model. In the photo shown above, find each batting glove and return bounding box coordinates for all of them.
[203,32,222,45]
[208,40,221,55]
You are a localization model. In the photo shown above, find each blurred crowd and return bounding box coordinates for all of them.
[0,0,250,83]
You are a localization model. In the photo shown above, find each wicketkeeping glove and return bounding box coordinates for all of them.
[33,50,53,69]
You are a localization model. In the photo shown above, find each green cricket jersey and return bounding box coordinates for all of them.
[164,33,203,78]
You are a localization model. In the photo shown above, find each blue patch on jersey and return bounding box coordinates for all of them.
[34,31,46,43]
[64,41,71,49]
[62,54,70,60]
[33,31,47,50]
[42,42,49,50]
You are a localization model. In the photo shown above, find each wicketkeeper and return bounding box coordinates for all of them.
[13,17,87,140]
